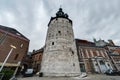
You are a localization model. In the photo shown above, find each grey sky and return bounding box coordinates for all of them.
[0,0,120,51]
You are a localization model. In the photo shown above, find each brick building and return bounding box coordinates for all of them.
[0,25,29,70]
[31,48,43,73]
[21,54,33,73]
[75,39,113,73]
[94,39,120,71]
[106,46,120,71]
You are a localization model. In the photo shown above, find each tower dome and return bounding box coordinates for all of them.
[56,8,69,18]
[48,8,71,26]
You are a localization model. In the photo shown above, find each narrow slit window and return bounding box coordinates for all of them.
[20,44,23,48]
[52,42,54,45]
[72,51,74,55]
[14,54,19,60]
[58,31,61,34]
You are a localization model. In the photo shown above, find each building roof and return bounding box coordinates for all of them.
[56,8,69,18]
[114,48,120,52]
[75,39,95,47]
[113,48,120,55]
[109,48,120,56]
[0,25,29,41]
[31,48,44,56]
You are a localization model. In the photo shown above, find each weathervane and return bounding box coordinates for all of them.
[59,0,62,8]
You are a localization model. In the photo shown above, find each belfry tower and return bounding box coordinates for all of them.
[40,8,80,76]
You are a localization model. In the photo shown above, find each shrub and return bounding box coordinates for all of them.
[0,69,14,80]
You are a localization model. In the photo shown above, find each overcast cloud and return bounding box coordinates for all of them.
[0,0,120,51]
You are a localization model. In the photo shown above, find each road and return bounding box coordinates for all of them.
[17,74,120,80]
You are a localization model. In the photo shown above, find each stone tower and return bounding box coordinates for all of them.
[40,8,80,76]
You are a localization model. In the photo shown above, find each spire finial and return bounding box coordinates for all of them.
[59,0,62,8]
[59,4,62,11]
[60,5,62,8]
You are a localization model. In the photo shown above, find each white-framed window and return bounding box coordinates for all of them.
[20,44,23,48]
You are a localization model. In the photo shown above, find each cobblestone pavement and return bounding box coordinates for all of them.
[90,74,120,80]
[17,74,120,80]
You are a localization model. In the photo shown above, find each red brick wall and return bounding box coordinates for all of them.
[32,51,43,63]
[31,49,43,72]
[78,47,109,73]
[0,31,29,65]
[80,47,107,58]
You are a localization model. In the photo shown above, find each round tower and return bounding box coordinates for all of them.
[40,8,80,76]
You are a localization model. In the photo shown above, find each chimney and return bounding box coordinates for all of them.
[93,38,96,42]
[108,39,115,46]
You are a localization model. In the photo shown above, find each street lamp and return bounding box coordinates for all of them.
[10,61,21,80]
[0,45,16,72]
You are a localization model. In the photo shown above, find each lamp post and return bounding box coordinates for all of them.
[0,45,16,72]
[10,61,21,80]
[13,61,21,76]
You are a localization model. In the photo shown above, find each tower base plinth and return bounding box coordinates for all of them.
[41,73,80,77]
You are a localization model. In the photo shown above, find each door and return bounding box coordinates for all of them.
[99,60,107,73]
